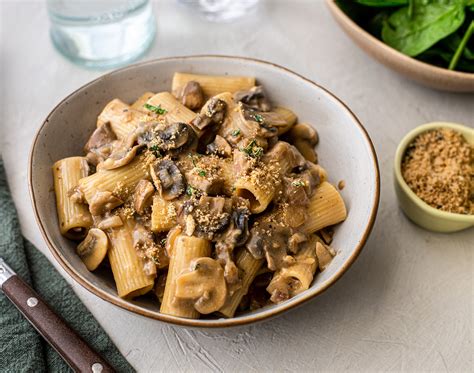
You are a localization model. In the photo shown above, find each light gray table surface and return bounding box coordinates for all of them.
[1,1,473,372]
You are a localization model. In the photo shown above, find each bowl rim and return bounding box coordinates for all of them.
[326,0,474,81]
[394,121,474,223]
[28,55,381,328]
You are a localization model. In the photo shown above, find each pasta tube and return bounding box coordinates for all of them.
[107,218,155,298]
[146,92,196,124]
[160,235,211,318]
[131,91,155,112]
[303,182,347,234]
[219,249,263,318]
[172,72,255,98]
[53,157,93,240]
[78,155,152,204]
[267,238,318,301]
[97,99,150,139]
[151,195,177,233]
[234,161,280,213]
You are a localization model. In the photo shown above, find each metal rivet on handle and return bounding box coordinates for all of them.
[91,363,103,373]
[27,297,38,307]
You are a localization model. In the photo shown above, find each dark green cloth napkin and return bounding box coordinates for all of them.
[0,159,134,372]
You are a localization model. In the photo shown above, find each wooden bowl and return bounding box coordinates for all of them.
[326,0,474,92]
[29,55,380,327]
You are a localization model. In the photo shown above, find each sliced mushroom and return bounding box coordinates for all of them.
[175,257,227,314]
[89,191,123,216]
[230,205,250,247]
[288,232,307,254]
[150,122,197,155]
[150,159,185,200]
[315,241,334,271]
[191,98,227,131]
[287,123,319,163]
[76,228,109,271]
[84,123,117,165]
[177,81,205,110]
[295,162,322,196]
[98,144,143,170]
[282,177,309,228]
[133,179,155,214]
[178,196,232,239]
[206,135,232,158]
[234,86,272,112]
[96,214,123,230]
[263,141,306,175]
[246,221,290,271]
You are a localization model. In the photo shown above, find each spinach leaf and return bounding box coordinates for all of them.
[355,0,408,6]
[381,0,465,56]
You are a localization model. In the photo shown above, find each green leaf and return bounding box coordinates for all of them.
[143,103,167,115]
[382,0,466,56]
[355,0,408,6]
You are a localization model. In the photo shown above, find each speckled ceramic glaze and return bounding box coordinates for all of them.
[326,0,474,92]
[394,122,474,233]
[29,56,380,327]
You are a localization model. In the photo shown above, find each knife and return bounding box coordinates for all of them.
[0,257,114,372]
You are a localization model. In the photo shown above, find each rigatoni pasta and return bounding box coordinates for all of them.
[51,72,347,319]
[107,218,155,298]
[53,157,93,240]
[172,72,255,97]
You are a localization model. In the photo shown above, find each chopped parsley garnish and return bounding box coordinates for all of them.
[143,103,167,115]
[292,180,305,187]
[186,185,197,196]
[160,238,166,246]
[149,145,162,157]
[252,113,264,124]
[241,139,264,159]
[232,129,241,137]
[197,169,206,177]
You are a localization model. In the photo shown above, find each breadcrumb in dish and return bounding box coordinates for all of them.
[401,128,473,215]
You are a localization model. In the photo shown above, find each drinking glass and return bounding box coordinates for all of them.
[47,0,156,69]
[177,0,260,22]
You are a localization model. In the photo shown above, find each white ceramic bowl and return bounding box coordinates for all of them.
[29,56,380,327]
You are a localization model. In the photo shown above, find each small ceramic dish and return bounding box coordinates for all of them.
[29,55,380,327]
[394,122,474,233]
[326,0,474,92]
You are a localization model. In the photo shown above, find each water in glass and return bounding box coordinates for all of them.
[47,0,156,69]
[178,0,260,22]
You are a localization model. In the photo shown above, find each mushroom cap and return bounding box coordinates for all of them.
[76,228,109,271]
[192,98,227,131]
[289,123,319,146]
[150,159,185,200]
[175,257,227,314]
[234,86,272,112]
[88,191,123,216]
[179,81,205,110]
[206,135,232,158]
[158,122,197,153]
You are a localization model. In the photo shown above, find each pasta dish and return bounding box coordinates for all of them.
[52,72,347,319]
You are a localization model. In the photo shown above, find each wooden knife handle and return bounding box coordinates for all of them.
[1,275,114,373]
